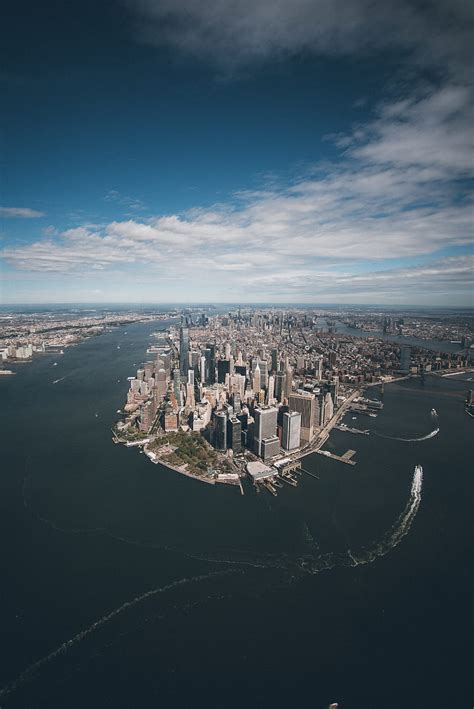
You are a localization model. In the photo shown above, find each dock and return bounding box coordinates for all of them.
[335,424,369,435]
[314,448,357,465]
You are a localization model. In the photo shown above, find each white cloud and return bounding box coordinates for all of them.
[124,0,473,75]
[1,84,472,303]
[0,207,45,218]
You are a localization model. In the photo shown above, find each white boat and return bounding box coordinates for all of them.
[431,408,437,416]
[415,464,423,475]
[53,362,58,366]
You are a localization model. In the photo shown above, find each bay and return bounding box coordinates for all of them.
[0,320,471,708]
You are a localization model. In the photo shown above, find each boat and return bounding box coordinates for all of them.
[53,362,58,366]
[415,464,423,475]
[117,345,121,349]
[431,408,437,416]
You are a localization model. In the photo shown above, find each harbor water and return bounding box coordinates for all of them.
[0,320,472,708]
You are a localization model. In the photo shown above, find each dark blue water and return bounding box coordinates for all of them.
[330,319,466,355]
[0,321,472,708]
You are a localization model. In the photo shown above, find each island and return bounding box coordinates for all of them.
[113,307,473,494]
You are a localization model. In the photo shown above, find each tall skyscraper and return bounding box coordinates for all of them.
[227,417,242,454]
[288,391,315,443]
[400,345,411,372]
[253,406,278,457]
[267,375,275,405]
[275,371,286,402]
[206,343,216,384]
[271,348,279,373]
[258,359,268,389]
[217,359,230,384]
[253,362,261,393]
[172,367,181,401]
[179,326,189,376]
[282,411,301,451]
[214,411,227,451]
[284,363,293,401]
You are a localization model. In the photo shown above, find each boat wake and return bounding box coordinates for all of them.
[346,464,423,567]
[164,466,424,577]
[52,375,68,385]
[8,466,424,701]
[374,427,439,442]
[0,569,239,701]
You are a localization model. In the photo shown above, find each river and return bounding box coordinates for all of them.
[0,319,471,708]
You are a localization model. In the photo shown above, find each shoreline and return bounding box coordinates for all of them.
[143,444,217,485]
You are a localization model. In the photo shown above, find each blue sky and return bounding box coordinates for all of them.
[1,0,472,305]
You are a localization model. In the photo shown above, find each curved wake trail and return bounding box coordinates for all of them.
[0,569,238,701]
[374,427,439,442]
[374,409,439,443]
[8,467,424,701]
[345,465,423,567]
[173,466,425,577]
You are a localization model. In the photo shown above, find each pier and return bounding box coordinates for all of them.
[314,448,357,465]
[335,424,369,435]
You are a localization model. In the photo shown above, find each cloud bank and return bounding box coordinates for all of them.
[2,82,472,303]
[0,207,45,219]
[126,0,473,74]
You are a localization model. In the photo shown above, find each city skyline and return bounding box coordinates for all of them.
[1,0,473,305]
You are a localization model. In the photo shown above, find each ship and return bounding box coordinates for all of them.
[415,464,423,475]
[431,408,437,416]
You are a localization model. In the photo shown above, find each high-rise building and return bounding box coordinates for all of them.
[261,435,280,461]
[254,406,278,457]
[179,326,189,376]
[275,371,286,402]
[257,360,268,389]
[253,362,261,393]
[400,345,411,372]
[282,411,301,451]
[186,382,195,408]
[284,364,293,401]
[324,391,334,422]
[317,391,326,427]
[214,411,227,451]
[271,348,279,373]
[206,343,216,384]
[217,359,230,384]
[173,368,180,400]
[235,364,247,384]
[155,368,167,399]
[200,355,206,384]
[227,417,242,454]
[288,391,315,443]
[267,375,275,405]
